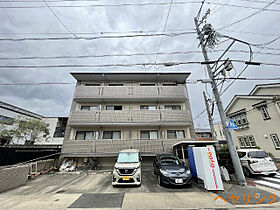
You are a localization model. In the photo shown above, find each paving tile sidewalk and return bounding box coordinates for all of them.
[216,182,280,206]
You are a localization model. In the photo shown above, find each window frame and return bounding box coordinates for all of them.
[84,83,100,86]
[167,130,185,139]
[75,131,94,140]
[106,105,122,110]
[238,135,257,148]
[81,105,99,111]
[140,130,158,140]
[270,134,280,149]
[164,105,181,110]
[102,131,121,139]
[140,105,157,110]
[259,106,270,120]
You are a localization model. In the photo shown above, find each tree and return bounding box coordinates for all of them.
[0,121,13,145]
[11,116,50,145]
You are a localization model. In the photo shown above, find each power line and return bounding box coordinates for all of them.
[0,31,195,42]
[216,0,277,30]
[1,50,279,61]
[43,0,78,38]
[0,29,278,37]
[0,60,279,68]
[154,0,173,65]
[0,1,280,12]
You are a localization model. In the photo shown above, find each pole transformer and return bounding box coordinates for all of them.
[194,17,247,185]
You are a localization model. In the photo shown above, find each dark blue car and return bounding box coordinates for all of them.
[153,153,192,186]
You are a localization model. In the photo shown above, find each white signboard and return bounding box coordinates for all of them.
[193,146,224,190]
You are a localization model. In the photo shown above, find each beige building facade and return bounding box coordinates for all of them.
[225,83,280,159]
[61,72,196,163]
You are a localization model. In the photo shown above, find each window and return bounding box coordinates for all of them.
[108,83,123,86]
[85,83,100,86]
[238,137,246,147]
[0,115,13,125]
[271,134,280,148]
[103,131,121,139]
[140,130,158,140]
[248,151,268,158]
[164,105,181,110]
[231,113,248,127]
[140,105,157,110]
[259,106,270,120]
[140,83,155,86]
[163,83,177,86]
[237,152,246,158]
[167,130,185,139]
[81,105,98,110]
[75,131,94,140]
[106,105,122,110]
[238,135,257,148]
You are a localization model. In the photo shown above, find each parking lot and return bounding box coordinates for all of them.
[2,171,201,195]
[0,171,232,209]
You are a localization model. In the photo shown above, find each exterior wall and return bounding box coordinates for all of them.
[251,86,280,96]
[227,98,280,158]
[62,74,196,158]
[214,122,226,142]
[0,165,29,193]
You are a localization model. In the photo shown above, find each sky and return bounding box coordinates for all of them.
[0,0,279,129]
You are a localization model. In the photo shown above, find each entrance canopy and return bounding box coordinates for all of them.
[172,140,218,148]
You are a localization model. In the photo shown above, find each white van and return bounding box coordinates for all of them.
[112,149,141,186]
[237,149,278,177]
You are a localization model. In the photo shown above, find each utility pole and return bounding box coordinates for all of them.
[194,17,247,185]
[203,92,215,142]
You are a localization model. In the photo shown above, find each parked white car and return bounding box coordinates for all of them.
[112,149,141,186]
[237,149,278,177]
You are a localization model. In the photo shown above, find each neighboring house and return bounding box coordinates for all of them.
[195,128,213,141]
[0,100,67,146]
[213,122,227,145]
[61,72,203,166]
[225,83,280,159]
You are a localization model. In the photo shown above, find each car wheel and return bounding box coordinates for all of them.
[243,167,251,177]
[157,174,162,186]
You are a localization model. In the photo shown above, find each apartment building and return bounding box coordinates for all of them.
[225,83,280,159]
[61,72,197,165]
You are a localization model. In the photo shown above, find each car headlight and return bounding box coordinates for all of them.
[160,169,170,176]
[185,170,191,175]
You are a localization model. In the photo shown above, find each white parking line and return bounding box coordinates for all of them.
[254,180,280,190]
[261,177,280,184]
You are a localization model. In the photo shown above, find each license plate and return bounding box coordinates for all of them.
[175,178,183,184]
[122,176,130,180]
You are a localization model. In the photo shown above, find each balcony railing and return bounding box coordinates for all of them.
[61,138,193,157]
[74,86,187,102]
[68,110,192,126]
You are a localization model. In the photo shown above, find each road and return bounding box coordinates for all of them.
[247,172,280,191]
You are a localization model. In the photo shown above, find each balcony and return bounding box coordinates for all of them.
[61,138,193,157]
[68,110,192,126]
[74,86,187,102]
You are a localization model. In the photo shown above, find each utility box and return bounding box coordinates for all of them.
[188,146,224,191]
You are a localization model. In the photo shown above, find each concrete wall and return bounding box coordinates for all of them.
[0,165,29,193]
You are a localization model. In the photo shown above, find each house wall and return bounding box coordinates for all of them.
[252,86,280,96]
[227,98,280,158]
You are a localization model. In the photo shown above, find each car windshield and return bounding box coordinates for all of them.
[161,157,181,165]
[248,151,269,158]
[117,152,139,163]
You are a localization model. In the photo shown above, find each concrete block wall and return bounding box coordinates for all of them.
[0,165,29,193]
